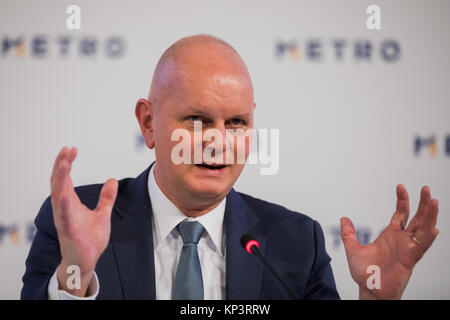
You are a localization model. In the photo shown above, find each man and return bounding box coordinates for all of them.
[21,35,439,300]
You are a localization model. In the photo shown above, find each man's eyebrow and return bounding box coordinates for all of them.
[182,106,252,119]
[184,106,211,116]
[230,112,252,119]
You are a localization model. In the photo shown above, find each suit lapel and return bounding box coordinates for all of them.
[110,164,156,299]
[225,189,265,299]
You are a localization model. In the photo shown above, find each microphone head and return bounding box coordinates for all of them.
[240,233,260,254]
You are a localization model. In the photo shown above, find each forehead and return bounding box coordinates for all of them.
[169,70,254,118]
[155,41,254,118]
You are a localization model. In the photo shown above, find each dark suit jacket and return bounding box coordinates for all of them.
[21,163,340,300]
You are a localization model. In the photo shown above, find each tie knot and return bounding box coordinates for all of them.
[177,221,204,244]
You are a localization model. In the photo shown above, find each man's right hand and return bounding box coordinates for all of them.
[50,146,118,297]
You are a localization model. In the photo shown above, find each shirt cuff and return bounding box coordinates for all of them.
[47,269,99,300]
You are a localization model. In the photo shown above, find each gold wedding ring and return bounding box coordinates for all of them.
[411,235,421,244]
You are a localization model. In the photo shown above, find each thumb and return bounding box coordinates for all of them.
[340,217,361,255]
[95,178,118,217]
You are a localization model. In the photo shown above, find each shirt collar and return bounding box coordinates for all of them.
[148,163,226,255]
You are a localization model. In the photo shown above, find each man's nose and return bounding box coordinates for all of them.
[203,122,230,156]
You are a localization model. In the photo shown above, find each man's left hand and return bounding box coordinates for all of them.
[340,184,439,299]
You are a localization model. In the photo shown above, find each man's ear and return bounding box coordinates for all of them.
[135,98,155,149]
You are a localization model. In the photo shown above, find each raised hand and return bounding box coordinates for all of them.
[50,147,118,297]
[340,184,439,299]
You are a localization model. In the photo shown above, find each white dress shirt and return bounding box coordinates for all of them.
[48,164,227,300]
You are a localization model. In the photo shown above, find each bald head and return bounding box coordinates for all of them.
[148,34,253,107]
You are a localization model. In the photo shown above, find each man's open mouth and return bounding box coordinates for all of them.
[196,164,227,170]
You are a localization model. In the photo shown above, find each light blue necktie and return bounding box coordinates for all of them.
[172,221,205,300]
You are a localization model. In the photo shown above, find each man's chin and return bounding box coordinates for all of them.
[186,181,231,201]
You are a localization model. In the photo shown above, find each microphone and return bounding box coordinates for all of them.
[240,234,297,300]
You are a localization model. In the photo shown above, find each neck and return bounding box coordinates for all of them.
[177,200,224,218]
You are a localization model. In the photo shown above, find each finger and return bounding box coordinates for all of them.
[411,227,439,259]
[52,147,77,186]
[61,147,77,193]
[415,186,431,221]
[67,146,77,163]
[421,198,439,231]
[51,146,68,170]
[51,147,71,194]
[410,198,438,256]
[95,179,119,218]
[51,147,69,185]
[51,147,77,182]
[390,184,410,229]
[416,227,439,244]
[406,186,431,233]
[51,147,77,195]
[340,217,361,254]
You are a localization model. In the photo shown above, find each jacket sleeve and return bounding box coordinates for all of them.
[21,196,62,300]
[304,220,340,300]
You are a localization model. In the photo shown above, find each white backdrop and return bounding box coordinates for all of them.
[1,0,449,299]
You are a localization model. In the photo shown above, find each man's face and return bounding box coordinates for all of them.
[152,64,255,205]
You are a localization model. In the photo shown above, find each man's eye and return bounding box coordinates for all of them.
[230,118,244,126]
[189,115,202,122]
